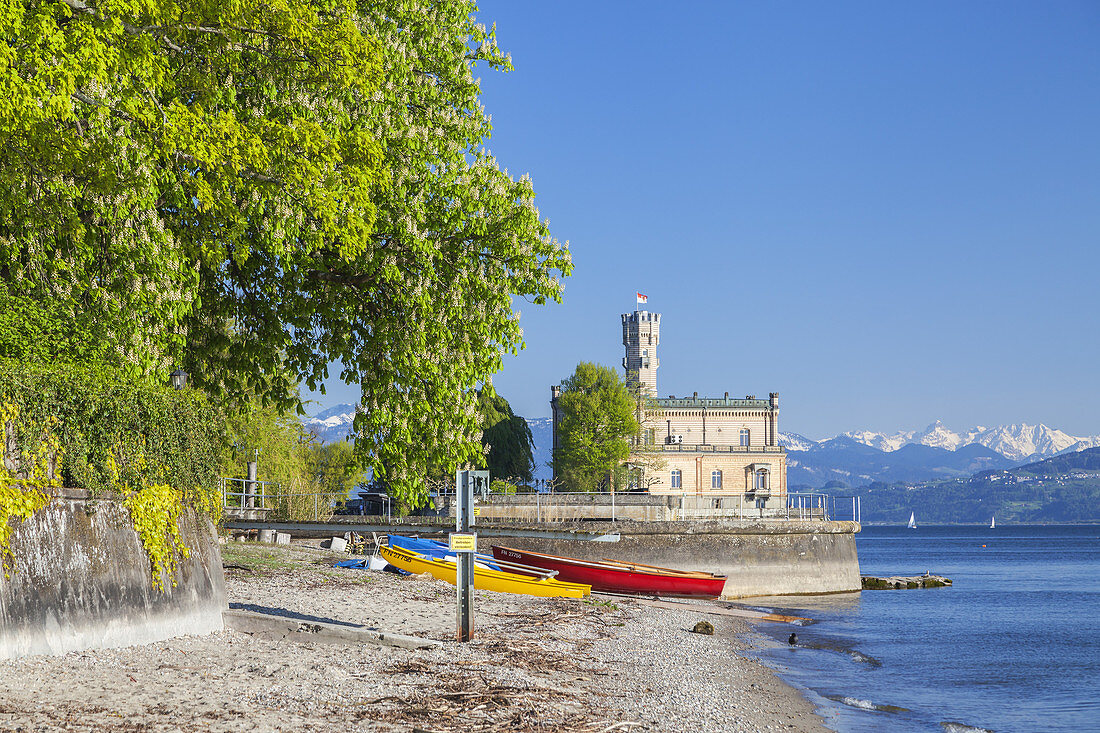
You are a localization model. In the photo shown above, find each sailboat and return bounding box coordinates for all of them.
[990,516,996,529]
[907,512,917,529]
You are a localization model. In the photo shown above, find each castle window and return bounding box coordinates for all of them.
[670,470,682,489]
[642,349,648,357]
[739,428,750,446]
[711,470,723,489]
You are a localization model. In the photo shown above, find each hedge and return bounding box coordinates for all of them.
[0,360,223,500]
[0,361,225,585]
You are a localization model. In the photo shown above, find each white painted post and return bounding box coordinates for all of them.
[857,496,862,524]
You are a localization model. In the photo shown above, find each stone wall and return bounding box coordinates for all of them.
[0,490,225,660]
[477,519,862,598]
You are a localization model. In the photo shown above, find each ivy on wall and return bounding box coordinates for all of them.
[0,360,224,586]
[0,402,55,574]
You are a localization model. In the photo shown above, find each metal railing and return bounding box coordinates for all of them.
[829,495,862,523]
[220,477,361,522]
[782,492,832,521]
[650,444,786,454]
[452,490,840,523]
[220,476,276,510]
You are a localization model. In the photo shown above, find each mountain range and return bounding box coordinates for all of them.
[831,421,1100,461]
[779,422,1100,489]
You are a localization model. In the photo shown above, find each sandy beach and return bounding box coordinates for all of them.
[0,541,828,732]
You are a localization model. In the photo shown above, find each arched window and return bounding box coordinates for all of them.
[642,348,648,357]
[670,469,682,489]
[739,428,750,446]
[711,470,723,489]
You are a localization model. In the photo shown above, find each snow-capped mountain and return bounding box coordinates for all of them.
[305,403,357,444]
[837,421,1100,462]
[778,432,818,452]
[969,424,1100,461]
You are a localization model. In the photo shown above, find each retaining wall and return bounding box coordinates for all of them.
[0,490,225,660]
[477,519,862,598]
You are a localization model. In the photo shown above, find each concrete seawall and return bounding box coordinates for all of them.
[478,519,862,598]
[0,490,225,660]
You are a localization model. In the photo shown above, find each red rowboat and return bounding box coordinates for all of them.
[490,545,727,598]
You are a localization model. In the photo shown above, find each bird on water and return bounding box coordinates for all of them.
[788,633,798,646]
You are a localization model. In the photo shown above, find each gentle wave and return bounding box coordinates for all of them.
[826,695,909,714]
[846,649,883,667]
[940,722,994,733]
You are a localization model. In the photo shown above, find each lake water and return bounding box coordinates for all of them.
[745,525,1100,732]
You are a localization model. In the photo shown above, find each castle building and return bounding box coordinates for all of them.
[552,304,787,504]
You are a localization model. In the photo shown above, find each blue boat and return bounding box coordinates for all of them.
[387,534,503,571]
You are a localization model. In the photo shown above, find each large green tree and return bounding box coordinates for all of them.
[0,0,571,505]
[556,362,638,493]
[477,386,534,484]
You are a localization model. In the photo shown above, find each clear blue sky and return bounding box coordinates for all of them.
[306,1,1100,439]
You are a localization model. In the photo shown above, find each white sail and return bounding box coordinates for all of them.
[990,516,995,529]
[907,512,916,529]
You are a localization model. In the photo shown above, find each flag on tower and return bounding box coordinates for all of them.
[636,292,648,304]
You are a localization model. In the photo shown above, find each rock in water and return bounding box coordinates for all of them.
[691,621,714,635]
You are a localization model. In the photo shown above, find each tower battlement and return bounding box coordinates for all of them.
[621,311,661,326]
[622,309,660,395]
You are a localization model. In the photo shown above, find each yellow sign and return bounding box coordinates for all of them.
[449,532,477,552]
[474,508,481,517]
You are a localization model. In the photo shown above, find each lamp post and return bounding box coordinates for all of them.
[169,369,189,390]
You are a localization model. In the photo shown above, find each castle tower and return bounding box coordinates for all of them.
[622,309,660,395]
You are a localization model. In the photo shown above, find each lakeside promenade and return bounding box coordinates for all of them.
[0,541,826,732]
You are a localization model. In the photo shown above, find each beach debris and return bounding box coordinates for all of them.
[586,723,644,732]
[329,536,348,553]
[343,531,369,554]
[382,660,433,675]
[362,671,597,732]
[691,620,714,635]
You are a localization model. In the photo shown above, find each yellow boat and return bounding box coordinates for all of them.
[378,544,590,599]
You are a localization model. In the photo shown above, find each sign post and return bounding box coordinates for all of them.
[453,470,485,642]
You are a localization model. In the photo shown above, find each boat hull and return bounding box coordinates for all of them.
[378,545,590,599]
[491,546,727,598]
[387,535,502,571]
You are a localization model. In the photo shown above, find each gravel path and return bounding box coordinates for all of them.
[0,541,828,732]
